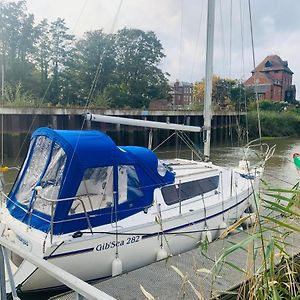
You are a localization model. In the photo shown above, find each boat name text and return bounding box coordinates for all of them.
[95,236,140,251]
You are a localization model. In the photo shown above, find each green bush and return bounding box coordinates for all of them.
[247,110,300,137]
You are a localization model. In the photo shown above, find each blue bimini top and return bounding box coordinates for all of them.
[7,128,175,234]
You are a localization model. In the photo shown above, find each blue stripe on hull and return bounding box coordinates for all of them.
[45,192,253,259]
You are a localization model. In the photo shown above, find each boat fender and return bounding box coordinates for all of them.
[242,212,256,227]
[112,257,123,277]
[239,160,250,172]
[201,227,212,243]
[7,229,16,243]
[156,246,168,261]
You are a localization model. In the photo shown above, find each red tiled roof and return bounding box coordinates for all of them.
[252,55,293,74]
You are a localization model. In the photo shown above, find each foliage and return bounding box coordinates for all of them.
[194,76,254,109]
[3,82,38,106]
[246,111,300,137]
[0,1,38,91]
[213,184,300,299]
[90,93,111,109]
[111,28,169,108]
[248,100,289,112]
[0,2,169,109]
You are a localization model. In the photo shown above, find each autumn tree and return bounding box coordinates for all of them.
[194,76,254,110]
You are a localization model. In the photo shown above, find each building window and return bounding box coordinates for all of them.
[265,60,272,67]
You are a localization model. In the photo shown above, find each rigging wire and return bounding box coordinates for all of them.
[239,0,249,144]
[178,0,184,81]
[248,0,262,144]
[219,0,228,77]
[1,55,3,166]
[61,0,124,191]
[189,0,205,81]
[229,0,233,78]
[1,2,4,166]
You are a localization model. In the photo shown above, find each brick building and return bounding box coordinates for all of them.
[245,55,296,101]
[169,81,194,107]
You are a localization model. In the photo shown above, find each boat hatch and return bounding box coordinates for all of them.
[7,128,175,234]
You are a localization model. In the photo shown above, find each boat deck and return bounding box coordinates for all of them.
[51,227,300,300]
[165,158,220,181]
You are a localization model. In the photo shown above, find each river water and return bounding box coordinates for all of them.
[2,135,300,299]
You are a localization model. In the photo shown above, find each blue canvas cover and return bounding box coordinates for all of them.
[7,128,175,234]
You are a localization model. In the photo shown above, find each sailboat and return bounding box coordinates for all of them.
[0,0,267,293]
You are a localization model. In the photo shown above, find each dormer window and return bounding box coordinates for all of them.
[265,60,272,67]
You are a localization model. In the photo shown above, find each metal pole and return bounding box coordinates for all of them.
[179,180,182,214]
[75,293,85,300]
[3,247,20,299]
[1,63,4,166]
[0,246,7,300]
[203,0,216,160]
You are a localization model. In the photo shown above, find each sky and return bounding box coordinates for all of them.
[24,0,300,98]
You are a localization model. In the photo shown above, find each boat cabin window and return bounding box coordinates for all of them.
[118,165,143,204]
[34,143,67,215]
[161,176,219,206]
[15,136,52,207]
[70,166,113,214]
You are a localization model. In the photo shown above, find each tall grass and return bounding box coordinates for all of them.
[247,111,300,137]
[156,182,300,300]
[213,183,300,299]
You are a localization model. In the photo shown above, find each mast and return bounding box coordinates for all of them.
[203,0,215,160]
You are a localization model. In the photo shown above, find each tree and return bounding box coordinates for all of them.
[194,76,254,110]
[48,18,74,103]
[110,28,169,108]
[63,30,116,104]
[0,0,38,92]
[34,19,51,98]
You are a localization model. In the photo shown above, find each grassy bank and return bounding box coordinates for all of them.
[247,110,300,137]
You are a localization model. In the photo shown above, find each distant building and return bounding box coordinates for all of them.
[245,55,296,101]
[148,99,172,110]
[169,81,194,107]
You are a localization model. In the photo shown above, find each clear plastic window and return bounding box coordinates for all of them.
[11,139,35,195]
[70,166,114,214]
[157,160,167,177]
[118,165,143,204]
[15,136,52,206]
[34,143,67,215]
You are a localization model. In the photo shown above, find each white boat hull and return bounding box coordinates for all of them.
[1,160,261,292]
